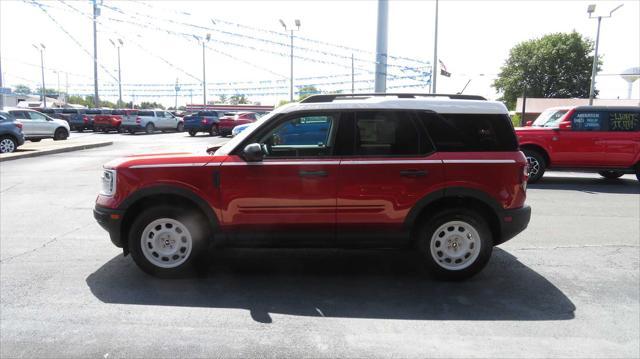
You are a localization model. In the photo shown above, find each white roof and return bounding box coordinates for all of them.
[279,96,508,115]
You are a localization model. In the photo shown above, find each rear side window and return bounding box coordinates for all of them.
[62,109,80,114]
[571,111,604,131]
[138,111,154,116]
[421,112,518,151]
[86,109,102,115]
[352,111,430,156]
[608,111,639,131]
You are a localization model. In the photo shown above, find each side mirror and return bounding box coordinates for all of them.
[558,121,572,130]
[242,143,264,162]
[525,120,533,127]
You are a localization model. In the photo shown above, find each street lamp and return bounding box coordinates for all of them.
[109,38,124,107]
[587,3,624,105]
[279,19,301,102]
[33,43,46,108]
[194,33,211,107]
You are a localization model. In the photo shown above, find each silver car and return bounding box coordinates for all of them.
[4,108,70,142]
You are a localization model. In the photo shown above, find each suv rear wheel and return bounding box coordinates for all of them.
[523,149,546,183]
[128,206,208,277]
[0,136,17,153]
[598,170,623,179]
[188,130,197,137]
[417,208,493,280]
[209,125,219,136]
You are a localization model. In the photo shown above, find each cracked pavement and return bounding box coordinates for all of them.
[1,132,639,358]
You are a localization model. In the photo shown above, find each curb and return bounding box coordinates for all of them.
[0,141,113,162]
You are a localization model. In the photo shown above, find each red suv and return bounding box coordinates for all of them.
[94,94,531,280]
[516,106,640,182]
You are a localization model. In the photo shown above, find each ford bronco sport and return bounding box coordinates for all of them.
[94,94,531,280]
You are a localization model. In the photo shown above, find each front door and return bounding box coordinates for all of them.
[219,112,340,243]
[27,111,55,135]
[552,110,606,167]
[336,110,445,242]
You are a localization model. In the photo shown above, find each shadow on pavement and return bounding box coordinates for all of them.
[87,248,575,323]
[531,176,639,194]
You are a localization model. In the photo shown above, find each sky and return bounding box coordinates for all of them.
[1,0,639,107]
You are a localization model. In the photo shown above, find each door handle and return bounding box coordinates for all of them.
[299,170,328,177]
[400,169,427,178]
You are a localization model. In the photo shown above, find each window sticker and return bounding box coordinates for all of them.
[610,112,639,131]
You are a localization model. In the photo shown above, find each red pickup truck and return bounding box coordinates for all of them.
[94,110,135,133]
[516,106,640,182]
[94,93,531,280]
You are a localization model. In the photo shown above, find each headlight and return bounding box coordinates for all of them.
[100,169,117,196]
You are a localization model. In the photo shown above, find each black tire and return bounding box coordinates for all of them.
[416,208,493,281]
[128,205,209,277]
[188,130,197,137]
[635,164,640,182]
[522,149,546,183]
[128,129,136,135]
[53,128,69,141]
[145,122,155,134]
[102,128,109,133]
[30,139,42,142]
[177,122,184,132]
[0,135,17,153]
[598,170,623,180]
[209,125,219,136]
[77,128,83,133]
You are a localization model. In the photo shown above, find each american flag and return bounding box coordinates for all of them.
[439,59,451,77]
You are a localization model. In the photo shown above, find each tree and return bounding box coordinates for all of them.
[138,101,165,109]
[13,85,32,95]
[35,88,61,97]
[217,94,228,104]
[229,94,248,105]
[297,85,320,101]
[493,31,599,110]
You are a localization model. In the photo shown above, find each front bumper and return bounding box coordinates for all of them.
[94,205,125,248]
[496,205,531,245]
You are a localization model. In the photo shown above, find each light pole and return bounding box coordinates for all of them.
[109,38,124,107]
[587,3,623,105]
[279,19,301,102]
[92,0,100,108]
[374,0,388,93]
[174,78,180,109]
[194,33,211,107]
[431,0,439,94]
[33,43,46,108]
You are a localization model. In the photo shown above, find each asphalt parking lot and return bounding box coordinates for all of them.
[1,132,638,358]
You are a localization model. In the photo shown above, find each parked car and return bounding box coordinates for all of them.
[37,108,68,121]
[525,107,571,127]
[121,110,184,134]
[217,112,258,136]
[183,110,227,136]
[0,111,25,153]
[94,110,134,133]
[231,123,253,137]
[94,93,531,280]
[68,109,106,132]
[4,108,70,141]
[516,106,640,182]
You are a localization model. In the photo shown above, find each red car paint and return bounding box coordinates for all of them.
[217,112,258,136]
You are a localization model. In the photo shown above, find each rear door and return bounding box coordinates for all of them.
[552,110,606,167]
[335,110,445,242]
[10,111,37,136]
[603,110,640,167]
[219,112,339,242]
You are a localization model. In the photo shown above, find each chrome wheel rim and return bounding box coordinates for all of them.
[526,156,540,177]
[141,218,193,269]
[0,138,15,153]
[430,220,481,271]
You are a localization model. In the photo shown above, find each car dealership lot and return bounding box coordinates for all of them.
[1,132,638,358]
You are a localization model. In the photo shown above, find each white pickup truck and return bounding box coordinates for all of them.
[121,110,184,134]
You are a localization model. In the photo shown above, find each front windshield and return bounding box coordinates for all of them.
[532,109,568,127]
[213,110,280,156]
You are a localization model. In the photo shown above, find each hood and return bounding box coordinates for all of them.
[103,152,228,169]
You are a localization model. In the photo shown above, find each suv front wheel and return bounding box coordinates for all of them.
[128,206,208,277]
[417,208,493,280]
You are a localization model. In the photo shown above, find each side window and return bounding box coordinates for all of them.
[155,111,165,118]
[420,112,518,151]
[28,112,47,121]
[353,111,427,156]
[10,111,28,120]
[572,111,604,131]
[258,114,335,158]
[608,111,639,132]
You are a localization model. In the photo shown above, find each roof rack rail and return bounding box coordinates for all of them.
[299,93,487,103]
